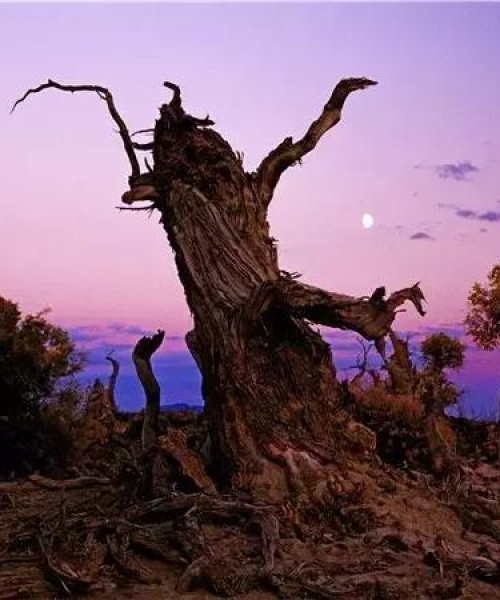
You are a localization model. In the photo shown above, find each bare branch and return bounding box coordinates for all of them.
[105,351,120,413]
[284,279,425,339]
[133,330,165,450]
[164,81,182,109]
[131,128,155,137]
[247,278,425,350]
[161,81,214,127]
[132,142,154,151]
[354,338,374,369]
[12,79,140,178]
[257,77,377,204]
[185,114,215,128]
[117,204,156,213]
[347,338,381,386]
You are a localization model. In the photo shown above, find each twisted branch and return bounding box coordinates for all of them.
[257,77,377,205]
[281,279,425,342]
[244,277,426,352]
[162,80,214,127]
[105,351,120,413]
[133,330,165,450]
[12,79,140,178]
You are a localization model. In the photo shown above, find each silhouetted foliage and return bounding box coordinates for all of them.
[421,333,465,372]
[0,295,84,477]
[418,333,464,413]
[465,264,500,351]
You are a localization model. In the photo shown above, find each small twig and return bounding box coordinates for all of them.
[117,205,156,212]
[131,128,155,137]
[132,142,154,151]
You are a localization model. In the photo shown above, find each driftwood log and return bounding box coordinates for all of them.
[13,78,426,501]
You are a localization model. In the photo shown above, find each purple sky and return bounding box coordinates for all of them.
[0,4,499,413]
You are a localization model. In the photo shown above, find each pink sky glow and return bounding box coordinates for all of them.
[0,3,499,410]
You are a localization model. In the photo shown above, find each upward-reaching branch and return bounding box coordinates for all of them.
[11,79,140,178]
[161,81,215,127]
[256,77,377,204]
[105,351,120,413]
[133,330,165,450]
[163,81,182,110]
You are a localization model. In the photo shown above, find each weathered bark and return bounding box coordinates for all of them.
[105,351,120,413]
[78,378,116,450]
[385,331,415,394]
[133,330,165,450]
[419,372,457,476]
[14,78,426,501]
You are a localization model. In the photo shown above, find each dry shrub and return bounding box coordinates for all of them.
[434,417,457,453]
[75,379,116,453]
[35,382,85,475]
[346,382,428,469]
[352,383,423,427]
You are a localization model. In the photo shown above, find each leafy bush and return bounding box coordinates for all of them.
[421,333,465,372]
[0,296,85,477]
[465,264,500,351]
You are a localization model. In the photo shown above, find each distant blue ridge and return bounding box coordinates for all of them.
[160,402,203,413]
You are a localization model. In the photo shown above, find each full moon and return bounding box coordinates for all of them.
[362,213,374,229]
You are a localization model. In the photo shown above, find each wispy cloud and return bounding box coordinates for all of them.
[455,209,477,219]
[68,323,186,357]
[416,161,480,182]
[435,161,479,181]
[69,327,102,344]
[410,232,435,241]
[478,211,500,223]
[421,323,465,340]
[107,323,147,337]
[439,203,500,223]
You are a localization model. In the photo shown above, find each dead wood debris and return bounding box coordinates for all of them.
[3,412,500,599]
[2,460,500,599]
[0,478,281,598]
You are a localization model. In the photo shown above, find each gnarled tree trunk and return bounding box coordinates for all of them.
[14,78,426,502]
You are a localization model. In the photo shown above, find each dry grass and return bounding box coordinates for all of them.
[351,381,423,426]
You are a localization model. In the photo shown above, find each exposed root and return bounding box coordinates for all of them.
[158,431,216,494]
[106,533,160,584]
[3,418,500,599]
[38,535,95,594]
[28,474,112,490]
